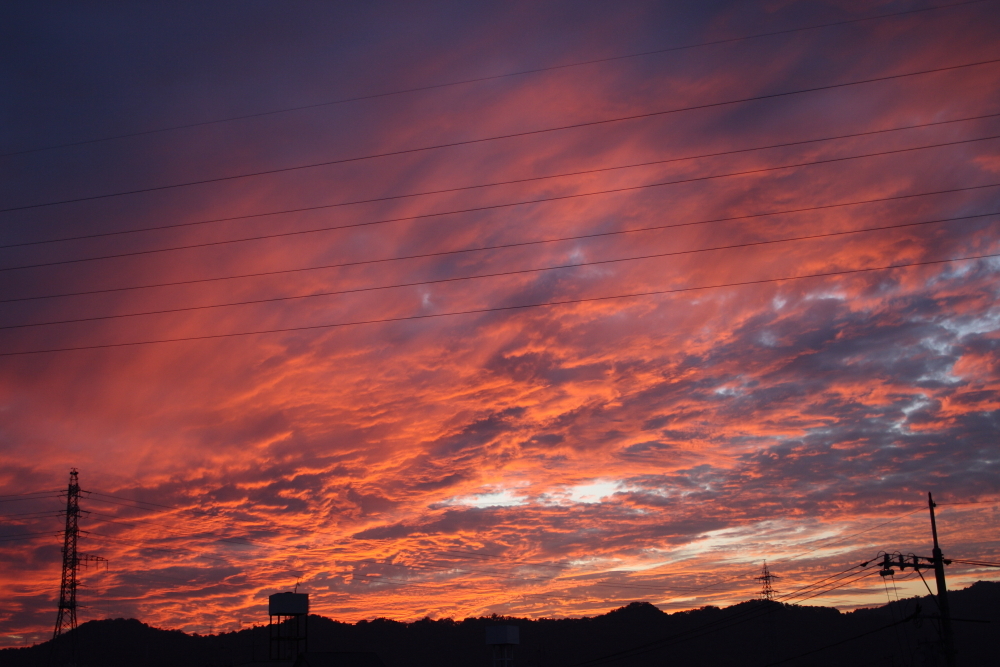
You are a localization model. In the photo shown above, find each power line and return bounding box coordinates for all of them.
[634,506,927,601]
[80,499,856,599]
[0,494,63,503]
[83,491,584,577]
[937,499,1000,505]
[86,510,662,593]
[83,490,183,511]
[83,531,230,562]
[2,0,988,159]
[83,507,589,588]
[0,490,63,499]
[758,615,914,667]
[352,546,873,607]
[0,510,65,521]
[7,111,998,250]
[771,508,928,565]
[949,558,1000,567]
[85,491,323,535]
[5,209,995,332]
[604,567,881,663]
[38,493,962,587]
[84,515,293,551]
[61,496,942,633]
[4,57,999,215]
[65,497,915,621]
[564,564,880,666]
[5,133,998,273]
[0,531,62,542]
[6,181,998,305]
[441,549,570,569]
[85,510,213,533]
[3,251,997,357]
[78,489,909,597]
[357,556,709,592]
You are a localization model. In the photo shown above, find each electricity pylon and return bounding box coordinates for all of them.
[53,469,106,640]
[755,560,780,601]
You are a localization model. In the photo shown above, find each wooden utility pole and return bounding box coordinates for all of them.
[876,493,956,666]
[928,492,956,667]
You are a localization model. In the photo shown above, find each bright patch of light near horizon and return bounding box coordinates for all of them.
[660,520,856,568]
[446,488,526,508]
[542,479,630,505]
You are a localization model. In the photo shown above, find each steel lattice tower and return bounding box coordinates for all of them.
[755,560,780,601]
[53,469,81,639]
[53,469,105,640]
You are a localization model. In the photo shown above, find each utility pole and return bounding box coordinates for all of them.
[874,493,955,667]
[928,492,956,667]
[53,469,106,641]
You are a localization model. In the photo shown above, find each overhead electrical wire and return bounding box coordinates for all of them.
[64,495,949,627]
[84,507,603,588]
[75,490,911,600]
[80,504,887,606]
[0,490,63,499]
[769,507,928,566]
[5,210,996,332]
[82,493,291,542]
[3,56,999,215]
[442,549,570,570]
[7,181,998,305]
[0,494,63,503]
[950,558,1000,567]
[83,506,649,591]
[84,490,188,511]
[77,491,990,588]
[356,556,710,592]
[563,563,880,666]
[77,495,866,603]
[2,0,989,159]
[0,510,65,519]
[534,505,929,601]
[6,111,998,250]
[85,490,586,575]
[0,531,62,542]
[84,515,296,551]
[83,531,230,562]
[21,493,980,607]
[5,133,999,273]
[3,251,997,357]
[83,515,609,595]
[86,510,225,534]
[594,566,882,661]
[758,615,916,667]
[937,499,1000,505]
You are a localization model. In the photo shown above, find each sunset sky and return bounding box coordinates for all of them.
[1,0,999,646]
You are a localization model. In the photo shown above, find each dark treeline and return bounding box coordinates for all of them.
[3,581,996,667]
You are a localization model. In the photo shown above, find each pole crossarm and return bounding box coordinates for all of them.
[872,552,951,574]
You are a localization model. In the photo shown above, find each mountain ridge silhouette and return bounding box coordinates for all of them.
[4,580,996,666]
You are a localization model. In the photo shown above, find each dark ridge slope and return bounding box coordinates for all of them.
[3,581,996,667]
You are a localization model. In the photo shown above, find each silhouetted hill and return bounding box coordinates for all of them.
[3,581,996,667]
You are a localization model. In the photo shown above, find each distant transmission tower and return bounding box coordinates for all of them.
[53,469,106,640]
[755,560,780,601]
